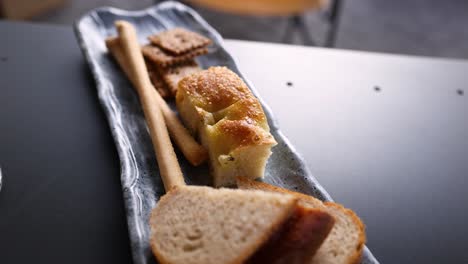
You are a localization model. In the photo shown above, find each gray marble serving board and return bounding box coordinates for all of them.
[74,2,379,264]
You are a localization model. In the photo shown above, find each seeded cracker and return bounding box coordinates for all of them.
[149,69,171,98]
[142,44,208,67]
[145,60,171,98]
[148,28,212,55]
[159,60,202,96]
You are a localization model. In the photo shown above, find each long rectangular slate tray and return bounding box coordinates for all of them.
[74,2,379,264]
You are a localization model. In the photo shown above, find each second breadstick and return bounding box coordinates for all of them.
[106,37,207,166]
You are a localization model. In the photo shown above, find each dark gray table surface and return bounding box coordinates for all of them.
[0,21,467,264]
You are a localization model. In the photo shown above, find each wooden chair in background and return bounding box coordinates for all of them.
[186,0,344,47]
[0,0,65,20]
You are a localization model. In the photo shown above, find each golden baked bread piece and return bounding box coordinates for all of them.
[176,67,276,186]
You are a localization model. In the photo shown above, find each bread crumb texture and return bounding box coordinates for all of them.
[150,186,295,264]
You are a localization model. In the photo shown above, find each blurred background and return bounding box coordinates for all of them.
[1,0,467,59]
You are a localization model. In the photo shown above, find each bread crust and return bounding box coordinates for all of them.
[229,196,297,264]
[178,66,251,112]
[323,202,366,264]
[237,177,366,264]
[246,207,335,264]
[237,177,325,207]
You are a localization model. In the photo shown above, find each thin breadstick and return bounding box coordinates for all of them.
[106,37,208,167]
[115,20,185,191]
[106,37,137,84]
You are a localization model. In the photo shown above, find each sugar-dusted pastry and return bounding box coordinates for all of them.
[176,66,276,187]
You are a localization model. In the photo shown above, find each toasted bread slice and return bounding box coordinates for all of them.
[237,177,366,264]
[176,67,276,187]
[150,185,297,264]
[247,206,335,264]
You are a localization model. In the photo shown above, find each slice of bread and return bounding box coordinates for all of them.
[246,206,335,264]
[237,177,366,264]
[149,185,297,264]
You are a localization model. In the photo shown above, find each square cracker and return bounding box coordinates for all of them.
[159,60,202,96]
[148,28,212,55]
[146,60,171,98]
[142,44,208,67]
